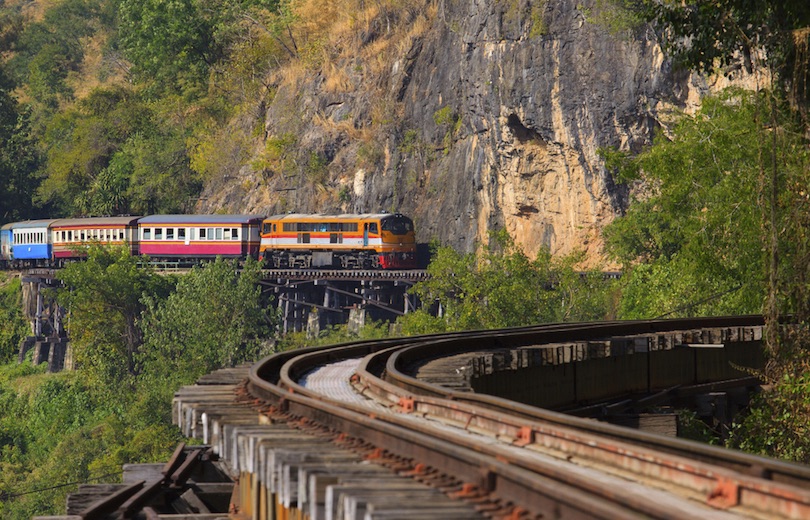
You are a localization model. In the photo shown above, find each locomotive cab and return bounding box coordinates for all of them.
[379,214,415,242]
[376,214,416,269]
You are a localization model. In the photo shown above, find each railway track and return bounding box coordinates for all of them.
[61,317,810,519]
[245,316,810,519]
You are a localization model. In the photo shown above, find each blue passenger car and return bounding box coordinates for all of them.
[9,219,60,266]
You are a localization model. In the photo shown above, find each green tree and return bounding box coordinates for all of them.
[0,276,29,364]
[400,232,615,333]
[0,364,182,518]
[602,87,810,460]
[624,0,810,323]
[606,0,810,463]
[120,129,203,215]
[55,245,174,393]
[36,85,151,214]
[36,85,202,215]
[603,89,787,318]
[6,0,102,111]
[0,68,40,223]
[729,351,810,463]
[137,258,275,399]
[117,0,223,100]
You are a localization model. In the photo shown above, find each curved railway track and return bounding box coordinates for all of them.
[68,316,810,519]
[244,316,810,519]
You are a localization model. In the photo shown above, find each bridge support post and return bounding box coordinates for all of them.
[307,310,321,339]
[18,270,69,372]
[348,307,366,335]
[259,270,425,335]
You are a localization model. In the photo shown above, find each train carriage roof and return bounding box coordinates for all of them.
[264,213,410,221]
[9,219,62,229]
[52,216,143,228]
[138,214,265,225]
[1,223,14,231]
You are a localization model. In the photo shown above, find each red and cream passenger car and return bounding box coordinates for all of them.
[137,214,263,261]
[51,216,141,264]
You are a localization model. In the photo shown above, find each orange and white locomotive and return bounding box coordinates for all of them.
[259,213,416,269]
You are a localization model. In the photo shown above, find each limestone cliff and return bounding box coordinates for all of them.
[198,0,737,266]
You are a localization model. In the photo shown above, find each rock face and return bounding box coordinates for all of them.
[199,0,704,265]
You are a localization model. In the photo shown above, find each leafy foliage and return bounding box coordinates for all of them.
[35,85,203,216]
[1,0,291,219]
[0,365,182,519]
[55,245,174,393]
[609,0,810,464]
[602,89,809,318]
[138,257,275,394]
[0,249,279,517]
[400,231,616,333]
[118,0,283,101]
[729,326,810,462]
[0,68,40,223]
[0,276,29,365]
[6,0,103,110]
[37,85,148,214]
[117,0,222,100]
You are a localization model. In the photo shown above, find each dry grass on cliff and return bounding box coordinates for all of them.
[279,0,436,94]
[7,0,53,22]
[313,112,370,141]
[322,62,353,93]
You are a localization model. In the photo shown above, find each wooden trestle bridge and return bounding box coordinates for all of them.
[16,268,428,371]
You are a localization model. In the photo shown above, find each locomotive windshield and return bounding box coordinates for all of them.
[381,215,414,235]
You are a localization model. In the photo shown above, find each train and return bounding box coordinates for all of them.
[0,213,417,269]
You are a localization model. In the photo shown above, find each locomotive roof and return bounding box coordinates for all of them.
[8,219,62,229]
[52,216,143,227]
[264,213,410,221]
[138,214,265,224]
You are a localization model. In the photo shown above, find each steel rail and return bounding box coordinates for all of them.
[351,337,810,517]
[248,317,810,518]
[249,333,679,518]
[370,316,810,489]
[378,355,810,488]
[265,332,718,518]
